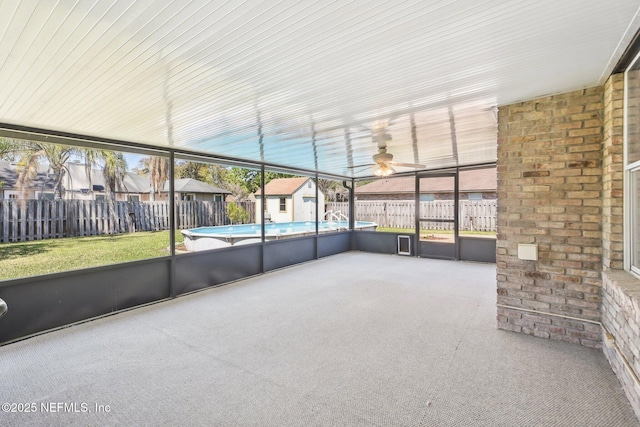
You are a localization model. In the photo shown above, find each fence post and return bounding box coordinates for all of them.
[1,200,8,243]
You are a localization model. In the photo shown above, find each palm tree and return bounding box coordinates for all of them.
[83,149,127,199]
[13,141,128,203]
[149,156,169,201]
[0,138,20,161]
[15,142,78,199]
[81,149,128,231]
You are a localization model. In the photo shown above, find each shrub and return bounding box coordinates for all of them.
[226,201,249,224]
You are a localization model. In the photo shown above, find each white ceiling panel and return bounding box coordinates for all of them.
[0,0,639,177]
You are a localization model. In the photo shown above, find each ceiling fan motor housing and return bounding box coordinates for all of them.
[373,150,394,164]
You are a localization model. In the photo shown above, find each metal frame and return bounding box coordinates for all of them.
[0,122,496,344]
[353,164,496,262]
[416,170,459,260]
[623,50,640,277]
[0,126,355,344]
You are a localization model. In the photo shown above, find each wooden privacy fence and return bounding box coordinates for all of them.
[327,200,497,232]
[0,199,255,243]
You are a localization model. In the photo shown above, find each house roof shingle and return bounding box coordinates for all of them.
[0,161,54,190]
[121,173,150,193]
[355,168,496,194]
[162,178,230,194]
[255,177,310,196]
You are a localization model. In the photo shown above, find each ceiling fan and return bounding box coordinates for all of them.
[351,126,425,177]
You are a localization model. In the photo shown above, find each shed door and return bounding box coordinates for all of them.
[303,197,315,221]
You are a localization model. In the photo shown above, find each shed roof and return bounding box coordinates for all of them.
[255,177,310,196]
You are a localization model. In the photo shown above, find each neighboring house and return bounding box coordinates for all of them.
[0,161,231,202]
[159,178,231,202]
[0,162,150,201]
[355,168,497,201]
[58,162,145,201]
[254,177,325,223]
[46,162,152,201]
[120,173,152,201]
[0,161,55,199]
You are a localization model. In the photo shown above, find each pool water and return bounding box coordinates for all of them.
[180,220,377,251]
[183,220,374,237]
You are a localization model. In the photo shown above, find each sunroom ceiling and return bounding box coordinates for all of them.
[0,0,639,178]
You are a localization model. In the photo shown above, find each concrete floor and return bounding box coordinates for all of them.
[0,252,637,426]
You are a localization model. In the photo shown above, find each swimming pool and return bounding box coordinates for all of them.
[181,220,377,251]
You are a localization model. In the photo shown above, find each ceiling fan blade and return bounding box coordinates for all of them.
[389,162,426,169]
[347,163,376,169]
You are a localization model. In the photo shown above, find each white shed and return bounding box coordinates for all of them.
[254,177,325,223]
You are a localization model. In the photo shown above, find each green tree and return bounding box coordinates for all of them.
[132,157,150,175]
[7,140,129,201]
[174,161,228,188]
[0,138,21,187]
[15,141,79,199]
[225,167,260,196]
[83,149,128,222]
[82,149,127,226]
[0,138,20,161]
[83,149,128,196]
[226,201,249,224]
[174,161,203,180]
[317,179,349,202]
[225,168,293,198]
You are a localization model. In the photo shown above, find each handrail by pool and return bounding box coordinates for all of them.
[324,210,349,230]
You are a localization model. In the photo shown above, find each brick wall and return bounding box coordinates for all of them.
[497,73,640,417]
[602,271,640,419]
[496,86,604,347]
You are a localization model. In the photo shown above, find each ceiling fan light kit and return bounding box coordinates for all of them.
[374,163,394,177]
[348,125,427,177]
[371,146,424,177]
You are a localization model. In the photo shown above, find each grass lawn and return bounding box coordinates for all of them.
[0,226,496,281]
[0,231,183,281]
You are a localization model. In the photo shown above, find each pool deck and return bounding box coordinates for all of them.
[1,252,637,426]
